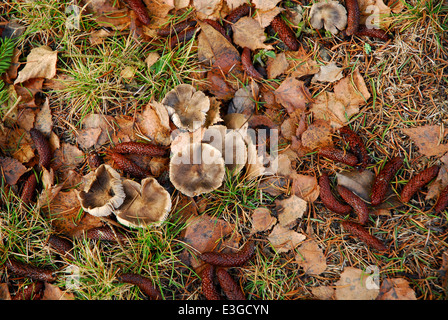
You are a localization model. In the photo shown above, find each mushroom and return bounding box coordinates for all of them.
[115,177,172,228]
[169,142,225,197]
[77,164,126,217]
[202,125,247,176]
[162,84,210,132]
[309,1,347,34]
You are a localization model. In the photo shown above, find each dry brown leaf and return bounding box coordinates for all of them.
[0,128,35,163]
[250,207,277,234]
[291,173,320,202]
[286,47,320,78]
[275,195,307,228]
[232,17,273,51]
[295,239,327,275]
[41,283,75,300]
[145,52,160,69]
[77,128,102,150]
[274,77,312,115]
[52,143,85,171]
[16,108,36,131]
[254,7,284,28]
[80,114,114,148]
[14,46,58,84]
[252,0,282,11]
[311,286,335,300]
[0,156,28,185]
[0,283,11,300]
[267,224,306,253]
[193,0,221,16]
[336,169,375,202]
[334,267,379,300]
[228,82,259,115]
[39,187,103,237]
[376,278,417,300]
[14,78,44,109]
[181,213,236,268]
[266,52,289,79]
[333,68,371,110]
[300,119,333,150]
[34,98,52,136]
[426,158,448,200]
[401,125,448,158]
[311,62,343,83]
[310,91,359,129]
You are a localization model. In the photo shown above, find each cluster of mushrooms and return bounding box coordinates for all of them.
[77,84,273,227]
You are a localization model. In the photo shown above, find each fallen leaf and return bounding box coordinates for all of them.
[310,91,359,129]
[0,283,11,300]
[336,169,375,202]
[228,82,259,115]
[376,278,417,300]
[312,62,344,83]
[145,52,160,69]
[275,195,307,228]
[333,68,371,111]
[39,187,103,237]
[77,128,102,150]
[34,98,52,136]
[250,207,277,234]
[291,173,320,202]
[0,156,28,185]
[252,0,282,10]
[14,46,58,84]
[311,286,335,300]
[267,224,306,253]
[286,47,320,78]
[358,0,391,29]
[254,6,284,28]
[193,0,221,16]
[232,17,273,51]
[41,283,75,300]
[274,77,312,115]
[266,52,289,79]
[401,125,448,158]
[80,113,114,148]
[52,143,85,171]
[300,119,333,150]
[181,214,235,267]
[334,267,380,300]
[295,239,327,275]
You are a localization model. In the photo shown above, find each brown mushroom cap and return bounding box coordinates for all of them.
[169,142,225,197]
[309,1,347,34]
[115,177,172,228]
[202,125,247,176]
[162,84,210,132]
[77,164,125,217]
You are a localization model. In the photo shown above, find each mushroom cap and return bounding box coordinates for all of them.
[162,84,210,132]
[309,1,347,34]
[115,177,172,228]
[169,142,225,197]
[202,125,247,176]
[77,164,126,217]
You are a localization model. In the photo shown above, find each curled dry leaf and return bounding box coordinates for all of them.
[274,77,312,115]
